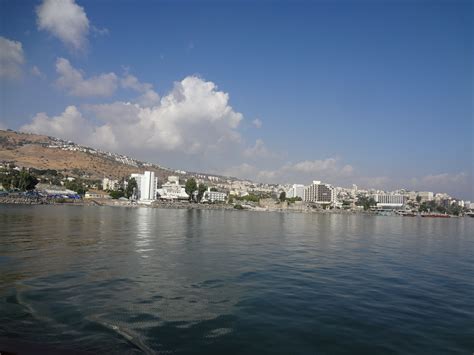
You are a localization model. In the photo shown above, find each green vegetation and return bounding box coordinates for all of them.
[234,204,244,210]
[419,200,464,215]
[64,179,87,195]
[286,196,302,204]
[109,190,125,199]
[126,177,137,198]
[0,168,38,191]
[279,191,286,202]
[356,196,377,211]
[234,193,260,203]
[197,183,207,202]
[210,187,218,192]
[185,178,197,201]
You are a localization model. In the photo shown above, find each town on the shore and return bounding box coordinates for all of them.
[1,161,473,217]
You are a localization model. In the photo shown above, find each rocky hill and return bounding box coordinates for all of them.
[0,130,224,182]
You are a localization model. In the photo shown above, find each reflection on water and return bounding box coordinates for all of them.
[135,208,154,259]
[1,205,473,354]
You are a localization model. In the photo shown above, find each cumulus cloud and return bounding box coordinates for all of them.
[243,139,271,158]
[252,118,262,128]
[22,76,244,160]
[31,65,45,78]
[36,0,89,50]
[0,37,24,79]
[121,74,152,92]
[56,57,118,97]
[21,105,91,141]
[121,74,160,106]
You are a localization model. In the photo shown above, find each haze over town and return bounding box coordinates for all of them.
[1,0,472,199]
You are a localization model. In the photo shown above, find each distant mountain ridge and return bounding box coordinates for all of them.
[0,130,233,183]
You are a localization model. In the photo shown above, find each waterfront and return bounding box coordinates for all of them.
[1,205,473,354]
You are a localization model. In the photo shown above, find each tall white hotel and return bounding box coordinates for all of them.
[130,171,158,201]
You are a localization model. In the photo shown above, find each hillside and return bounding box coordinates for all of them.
[0,130,190,181]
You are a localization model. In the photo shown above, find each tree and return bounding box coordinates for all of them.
[1,175,11,190]
[109,190,125,199]
[126,178,137,199]
[197,183,207,202]
[416,195,422,203]
[185,178,197,201]
[279,191,286,202]
[419,200,436,213]
[65,180,87,195]
[356,196,377,211]
[18,168,38,191]
[210,187,218,192]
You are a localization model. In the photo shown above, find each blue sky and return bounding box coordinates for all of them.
[0,0,472,198]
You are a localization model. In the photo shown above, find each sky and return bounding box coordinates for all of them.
[0,0,472,199]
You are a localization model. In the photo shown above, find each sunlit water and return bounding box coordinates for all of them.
[1,205,473,354]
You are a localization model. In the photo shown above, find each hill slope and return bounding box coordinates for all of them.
[0,130,188,181]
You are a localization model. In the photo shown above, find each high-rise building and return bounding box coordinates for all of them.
[303,181,335,205]
[286,184,305,199]
[130,171,158,201]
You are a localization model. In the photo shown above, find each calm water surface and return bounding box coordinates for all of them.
[1,205,473,354]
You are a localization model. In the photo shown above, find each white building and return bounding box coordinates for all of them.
[286,184,305,199]
[417,191,434,201]
[373,194,405,208]
[102,177,119,191]
[303,181,335,205]
[130,171,158,201]
[157,176,188,200]
[202,188,227,203]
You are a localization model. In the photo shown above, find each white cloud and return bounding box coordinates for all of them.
[22,76,244,159]
[0,37,24,79]
[91,25,109,37]
[21,105,92,141]
[243,139,271,158]
[121,74,152,92]
[31,65,45,78]
[252,118,262,128]
[36,0,89,50]
[84,102,140,123]
[120,74,160,106]
[136,89,161,107]
[56,57,118,97]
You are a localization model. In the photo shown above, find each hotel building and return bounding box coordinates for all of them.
[303,181,335,205]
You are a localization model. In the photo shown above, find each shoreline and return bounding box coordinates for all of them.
[0,196,366,215]
[1,197,469,218]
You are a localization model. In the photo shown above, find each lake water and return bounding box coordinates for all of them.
[1,205,473,354]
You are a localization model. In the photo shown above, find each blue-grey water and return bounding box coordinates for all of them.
[0,205,473,354]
